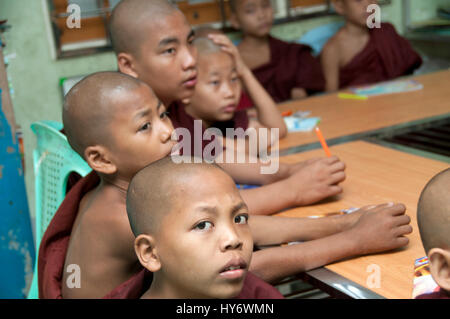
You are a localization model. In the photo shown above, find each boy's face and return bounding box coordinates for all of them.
[156,170,253,298]
[231,0,273,37]
[187,51,242,125]
[107,85,176,179]
[131,10,197,106]
[335,0,378,27]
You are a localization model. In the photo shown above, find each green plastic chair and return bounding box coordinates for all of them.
[27,121,92,299]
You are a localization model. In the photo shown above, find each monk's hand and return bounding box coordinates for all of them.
[347,203,412,255]
[208,34,248,76]
[286,156,346,206]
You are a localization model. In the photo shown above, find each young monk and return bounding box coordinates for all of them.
[113,0,346,216]
[112,0,412,285]
[416,168,450,299]
[170,35,287,161]
[321,0,422,91]
[127,157,282,299]
[39,72,282,299]
[192,26,258,118]
[229,0,325,103]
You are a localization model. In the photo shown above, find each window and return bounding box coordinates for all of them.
[48,0,122,58]
[47,0,390,58]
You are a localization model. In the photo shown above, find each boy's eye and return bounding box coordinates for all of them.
[234,214,248,225]
[210,80,220,86]
[194,221,213,231]
[160,111,170,119]
[139,122,151,132]
[164,48,176,55]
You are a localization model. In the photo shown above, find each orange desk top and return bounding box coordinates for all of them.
[278,70,450,152]
[277,141,449,299]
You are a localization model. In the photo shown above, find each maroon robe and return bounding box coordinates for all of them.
[237,91,253,111]
[415,288,450,300]
[339,23,422,89]
[251,36,325,103]
[38,171,283,299]
[168,102,249,160]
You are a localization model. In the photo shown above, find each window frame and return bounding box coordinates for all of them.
[47,0,391,59]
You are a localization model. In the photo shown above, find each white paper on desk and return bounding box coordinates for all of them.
[284,116,320,132]
[351,79,423,97]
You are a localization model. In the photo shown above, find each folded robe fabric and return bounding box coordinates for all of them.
[251,36,325,103]
[338,23,423,89]
[38,171,283,299]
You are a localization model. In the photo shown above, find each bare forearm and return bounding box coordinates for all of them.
[239,182,295,215]
[249,215,348,246]
[218,159,290,186]
[250,230,359,283]
[241,68,287,137]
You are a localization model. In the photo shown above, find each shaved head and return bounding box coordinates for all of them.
[193,36,223,56]
[109,0,179,57]
[194,26,223,38]
[417,168,450,254]
[62,71,144,158]
[126,157,234,237]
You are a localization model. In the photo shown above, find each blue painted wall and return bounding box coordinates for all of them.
[0,88,35,298]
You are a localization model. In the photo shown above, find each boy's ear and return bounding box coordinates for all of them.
[135,234,161,272]
[229,13,241,30]
[429,248,450,292]
[117,52,139,78]
[84,145,118,175]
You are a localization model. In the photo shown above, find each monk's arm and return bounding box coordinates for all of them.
[240,67,287,138]
[250,203,412,282]
[248,214,355,246]
[217,159,291,186]
[321,42,340,92]
[290,88,308,100]
[250,231,360,282]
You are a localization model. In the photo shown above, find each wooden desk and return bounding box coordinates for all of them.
[278,70,450,153]
[277,141,449,299]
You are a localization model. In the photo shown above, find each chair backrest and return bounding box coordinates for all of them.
[297,21,345,56]
[27,121,91,298]
[31,120,91,249]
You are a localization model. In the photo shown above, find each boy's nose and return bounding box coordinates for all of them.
[223,83,236,99]
[181,46,197,71]
[159,122,174,143]
[220,226,243,252]
[257,7,267,20]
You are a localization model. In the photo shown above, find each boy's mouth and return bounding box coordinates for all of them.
[222,104,236,113]
[182,74,197,88]
[219,256,248,280]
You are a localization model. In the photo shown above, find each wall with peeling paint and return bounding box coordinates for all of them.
[0,88,35,298]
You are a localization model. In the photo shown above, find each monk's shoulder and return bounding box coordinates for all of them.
[78,188,128,237]
[322,32,341,61]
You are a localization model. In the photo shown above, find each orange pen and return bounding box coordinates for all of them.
[315,127,332,157]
